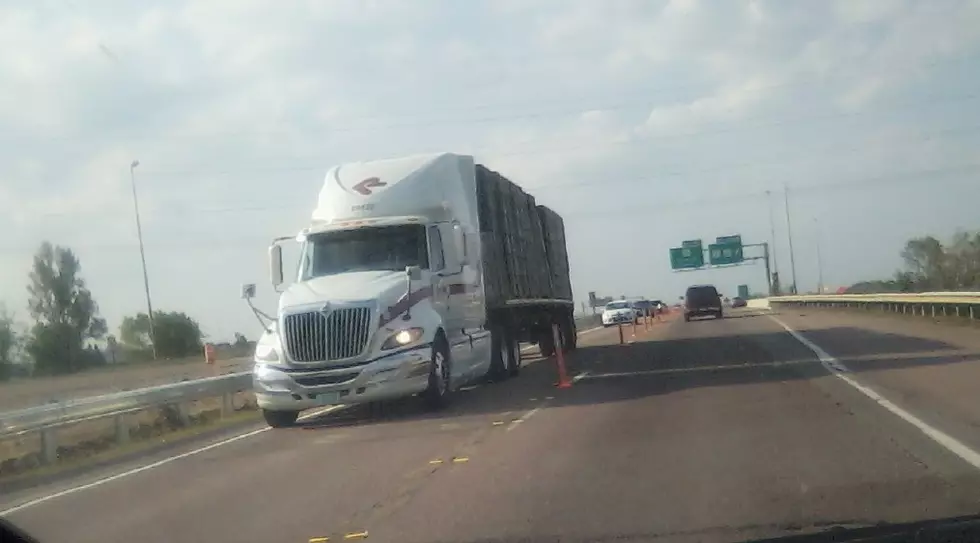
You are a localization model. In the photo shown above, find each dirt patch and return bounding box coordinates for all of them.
[0,356,252,412]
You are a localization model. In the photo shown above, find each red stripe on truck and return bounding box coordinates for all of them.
[378,283,480,327]
[379,286,433,327]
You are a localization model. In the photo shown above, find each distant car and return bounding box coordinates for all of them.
[731,297,747,308]
[631,300,654,320]
[601,300,635,327]
[684,284,723,321]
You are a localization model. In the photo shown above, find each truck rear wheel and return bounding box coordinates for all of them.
[539,327,556,358]
[262,409,299,428]
[562,317,577,351]
[506,332,521,377]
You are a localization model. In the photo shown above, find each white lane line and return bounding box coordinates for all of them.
[580,360,813,379]
[771,315,980,471]
[505,407,542,432]
[506,371,589,432]
[0,405,345,516]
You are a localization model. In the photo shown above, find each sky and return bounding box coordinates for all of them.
[2,0,980,343]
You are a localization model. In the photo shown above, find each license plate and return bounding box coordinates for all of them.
[312,392,340,405]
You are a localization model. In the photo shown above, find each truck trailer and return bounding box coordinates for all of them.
[250,152,576,428]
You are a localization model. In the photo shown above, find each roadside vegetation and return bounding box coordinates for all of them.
[849,231,980,294]
[0,241,252,382]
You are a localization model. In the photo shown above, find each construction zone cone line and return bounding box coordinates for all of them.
[553,323,573,389]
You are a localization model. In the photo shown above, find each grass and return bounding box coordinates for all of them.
[0,409,263,494]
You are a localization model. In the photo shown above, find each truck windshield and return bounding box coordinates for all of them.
[300,224,429,279]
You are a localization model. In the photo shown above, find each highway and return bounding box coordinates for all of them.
[5,307,980,542]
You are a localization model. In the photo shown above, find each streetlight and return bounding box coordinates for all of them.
[765,190,780,294]
[814,217,825,294]
[130,160,157,360]
[783,185,799,295]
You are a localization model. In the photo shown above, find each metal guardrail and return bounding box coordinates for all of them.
[0,372,253,465]
[770,292,980,319]
[0,372,252,437]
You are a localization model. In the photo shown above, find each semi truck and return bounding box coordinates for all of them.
[248,152,576,428]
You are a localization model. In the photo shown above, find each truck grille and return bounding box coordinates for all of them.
[283,307,373,362]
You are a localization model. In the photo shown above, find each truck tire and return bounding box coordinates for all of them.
[562,317,577,351]
[262,409,299,428]
[489,325,510,381]
[539,327,556,358]
[423,337,452,410]
[506,332,521,377]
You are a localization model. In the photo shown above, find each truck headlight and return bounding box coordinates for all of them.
[253,362,286,382]
[254,343,280,362]
[381,327,424,350]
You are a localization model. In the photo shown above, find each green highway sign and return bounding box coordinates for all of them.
[716,235,742,245]
[708,243,744,265]
[681,239,702,248]
[738,284,749,299]
[670,246,704,270]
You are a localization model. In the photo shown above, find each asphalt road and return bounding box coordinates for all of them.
[5,308,980,542]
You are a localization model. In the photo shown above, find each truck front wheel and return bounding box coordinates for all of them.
[489,325,511,381]
[262,409,299,428]
[423,338,452,410]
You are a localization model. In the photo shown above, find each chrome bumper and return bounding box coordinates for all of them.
[602,314,633,325]
[254,344,432,412]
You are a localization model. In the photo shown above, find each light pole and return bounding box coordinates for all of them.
[130,160,157,359]
[766,190,780,294]
[814,217,824,294]
[783,185,799,294]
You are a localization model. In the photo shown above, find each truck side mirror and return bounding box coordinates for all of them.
[240,283,256,300]
[269,245,284,287]
[406,265,422,281]
[452,223,466,265]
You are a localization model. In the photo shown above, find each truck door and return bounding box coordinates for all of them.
[436,222,486,378]
[428,225,470,377]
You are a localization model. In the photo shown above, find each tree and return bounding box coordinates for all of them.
[233,332,249,347]
[25,242,107,375]
[901,236,947,290]
[120,311,203,359]
[851,230,980,294]
[0,304,16,381]
[946,231,980,289]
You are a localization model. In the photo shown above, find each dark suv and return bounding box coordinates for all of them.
[684,284,723,321]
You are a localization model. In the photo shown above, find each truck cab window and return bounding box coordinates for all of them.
[301,224,429,280]
[428,225,445,271]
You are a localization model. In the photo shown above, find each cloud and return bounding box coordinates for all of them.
[3,0,980,341]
